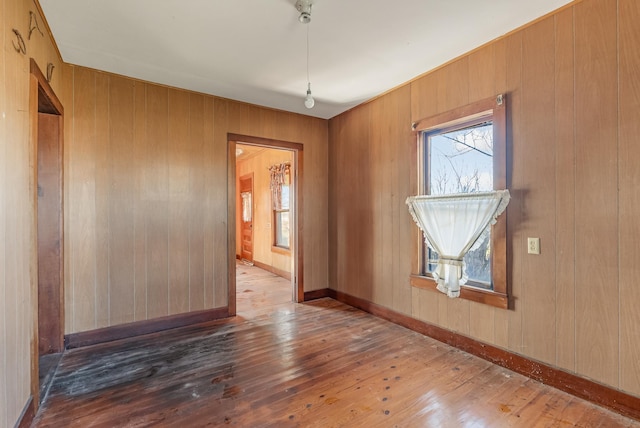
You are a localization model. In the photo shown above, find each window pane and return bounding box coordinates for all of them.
[281,185,290,210]
[426,121,493,286]
[275,211,290,248]
[241,192,252,222]
[429,122,493,195]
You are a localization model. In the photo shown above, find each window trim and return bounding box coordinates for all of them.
[411,95,509,309]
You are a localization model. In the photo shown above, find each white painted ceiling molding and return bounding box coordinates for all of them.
[40,0,572,119]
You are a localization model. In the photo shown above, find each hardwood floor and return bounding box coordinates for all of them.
[33,263,638,427]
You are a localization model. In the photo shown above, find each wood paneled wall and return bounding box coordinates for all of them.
[329,0,640,397]
[236,148,293,274]
[61,66,328,335]
[0,0,63,425]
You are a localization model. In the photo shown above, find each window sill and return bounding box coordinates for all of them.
[410,274,509,309]
[271,245,291,255]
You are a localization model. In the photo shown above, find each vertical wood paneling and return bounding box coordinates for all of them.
[61,65,74,330]
[436,58,469,114]
[330,105,372,299]
[108,76,135,325]
[0,0,8,419]
[17,0,30,394]
[145,84,170,319]
[133,82,148,321]
[390,85,413,314]
[332,111,347,295]
[331,111,348,295]
[213,98,229,309]
[554,7,576,372]
[520,17,557,365]
[71,67,98,330]
[94,72,110,328]
[618,0,640,396]
[574,0,618,387]
[306,116,329,291]
[410,71,438,124]
[468,44,496,103]
[354,104,374,301]
[168,89,190,315]
[188,93,205,311]
[370,96,393,306]
[203,96,215,308]
[1,0,18,422]
[328,115,341,296]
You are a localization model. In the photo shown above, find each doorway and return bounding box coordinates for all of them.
[29,59,64,406]
[229,134,304,314]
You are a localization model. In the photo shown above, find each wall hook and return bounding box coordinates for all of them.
[29,11,44,39]
[47,63,55,83]
[12,29,27,54]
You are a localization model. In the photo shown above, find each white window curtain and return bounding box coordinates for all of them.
[269,163,291,210]
[241,192,252,222]
[406,190,510,298]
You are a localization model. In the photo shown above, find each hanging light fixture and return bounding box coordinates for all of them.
[296,0,315,109]
[296,0,312,23]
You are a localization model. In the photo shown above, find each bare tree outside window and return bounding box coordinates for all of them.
[425,122,494,287]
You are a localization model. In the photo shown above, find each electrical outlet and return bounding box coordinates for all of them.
[527,237,540,255]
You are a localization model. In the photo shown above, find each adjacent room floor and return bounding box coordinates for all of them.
[33,263,638,427]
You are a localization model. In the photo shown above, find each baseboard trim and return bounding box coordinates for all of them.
[303,288,336,301]
[331,290,640,421]
[252,260,292,281]
[65,307,230,349]
[16,396,35,428]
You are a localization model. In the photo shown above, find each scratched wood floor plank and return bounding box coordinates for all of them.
[33,263,638,427]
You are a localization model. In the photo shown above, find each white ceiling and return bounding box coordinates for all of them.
[40,0,572,119]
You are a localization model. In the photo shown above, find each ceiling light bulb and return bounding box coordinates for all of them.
[304,83,315,109]
[296,0,312,23]
[299,12,311,24]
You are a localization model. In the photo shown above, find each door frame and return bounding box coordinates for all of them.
[228,134,304,315]
[29,59,64,406]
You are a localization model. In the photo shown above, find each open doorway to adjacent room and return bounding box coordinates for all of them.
[229,135,303,314]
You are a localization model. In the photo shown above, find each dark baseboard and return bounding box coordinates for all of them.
[16,396,35,428]
[65,307,230,349]
[252,260,292,281]
[303,288,336,301]
[331,289,640,422]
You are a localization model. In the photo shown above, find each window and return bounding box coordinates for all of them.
[269,163,291,250]
[274,184,290,248]
[411,95,508,308]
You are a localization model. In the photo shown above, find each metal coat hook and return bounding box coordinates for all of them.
[47,63,55,83]
[29,11,44,39]
[12,29,27,54]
